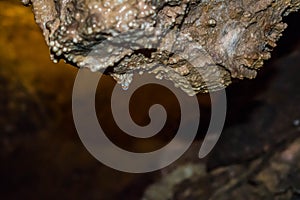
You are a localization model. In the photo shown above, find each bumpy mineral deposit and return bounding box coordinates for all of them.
[22,0,300,95]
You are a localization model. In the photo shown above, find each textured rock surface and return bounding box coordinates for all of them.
[1,1,300,199]
[143,137,300,200]
[23,0,300,95]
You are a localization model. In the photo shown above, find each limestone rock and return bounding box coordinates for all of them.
[23,0,300,95]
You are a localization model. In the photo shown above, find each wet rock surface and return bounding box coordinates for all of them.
[143,11,300,199]
[0,0,300,200]
[24,0,300,95]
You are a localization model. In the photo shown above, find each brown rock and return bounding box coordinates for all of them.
[23,0,300,95]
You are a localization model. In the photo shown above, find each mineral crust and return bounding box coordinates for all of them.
[22,0,300,95]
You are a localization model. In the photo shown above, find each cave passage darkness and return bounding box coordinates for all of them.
[0,1,300,199]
